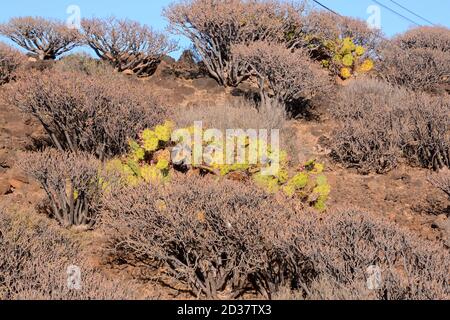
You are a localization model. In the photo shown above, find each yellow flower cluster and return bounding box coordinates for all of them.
[141,121,174,152]
[357,59,375,73]
[318,37,374,79]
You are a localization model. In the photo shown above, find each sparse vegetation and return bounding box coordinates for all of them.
[378,26,450,93]
[19,149,102,228]
[0,1,449,302]
[54,52,113,75]
[0,209,138,299]
[0,42,25,85]
[102,181,450,299]
[331,79,450,173]
[8,69,167,160]
[0,17,82,60]
[81,17,177,77]
[164,0,306,86]
[232,41,333,112]
[102,176,300,299]
[284,209,450,300]
[429,170,450,200]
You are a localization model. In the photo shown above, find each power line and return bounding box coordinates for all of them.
[311,0,341,17]
[389,0,436,26]
[372,0,421,26]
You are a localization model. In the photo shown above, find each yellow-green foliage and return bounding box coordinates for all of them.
[309,36,374,79]
[105,121,331,211]
[256,158,331,212]
[105,121,174,186]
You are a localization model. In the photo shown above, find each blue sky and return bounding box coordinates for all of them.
[0,0,448,58]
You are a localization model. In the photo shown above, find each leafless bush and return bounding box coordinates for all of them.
[55,52,113,76]
[164,0,306,86]
[0,17,81,60]
[102,176,302,299]
[19,150,102,228]
[174,98,286,131]
[173,98,300,163]
[331,79,450,173]
[233,41,333,113]
[394,26,450,53]
[429,170,450,200]
[0,42,25,85]
[284,209,450,300]
[400,94,450,170]
[0,209,138,300]
[81,17,177,77]
[378,26,450,93]
[9,69,167,159]
[102,176,450,300]
[378,42,450,93]
[331,79,403,173]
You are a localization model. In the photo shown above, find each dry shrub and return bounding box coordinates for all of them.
[285,209,450,300]
[302,11,381,55]
[395,26,450,53]
[378,43,450,93]
[429,170,450,200]
[378,26,450,93]
[401,94,450,170]
[174,99,286,131]
[331,79,450,173]
[173,99,300,163]
[19,150,102,228]
[0,42,25,85]
[0,17,81,60]
[9,69,167,159]
[55,52,113,76]
[0,209,137,300]
[233,41,333,113]
[101,176,450,300]
[101,176,301,299]
[331,79,403,173]
[81,17,177,77]
[164,0,306,86]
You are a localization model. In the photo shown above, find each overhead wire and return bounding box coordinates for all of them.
[372,0,421,26]
[389,0,436,26]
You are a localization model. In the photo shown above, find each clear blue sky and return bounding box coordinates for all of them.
[0,0,449,58]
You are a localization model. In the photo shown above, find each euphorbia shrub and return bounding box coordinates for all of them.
[105,121,331,211]
[164,0,306,86]
[19,149,102,228]
[0,42,25,85]
[9,69,167,160]
[82,17,177,77]
[378,26,450,92]
[0,17,81,60]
